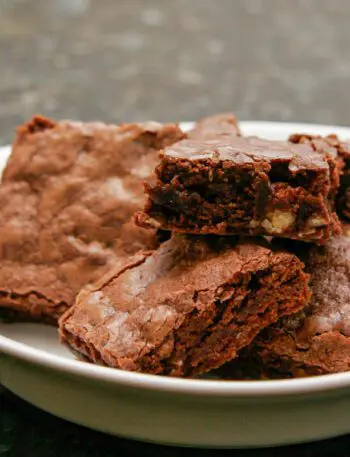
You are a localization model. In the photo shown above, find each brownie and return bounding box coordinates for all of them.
[0,116,184,323]
[219,230,350,379]
[289,133,350,220]
[188,113,241,139]
[136,136,341,244]
[260,234,350,376]
[59,235,310,377]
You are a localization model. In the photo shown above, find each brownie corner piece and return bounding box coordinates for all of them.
[139,136,340,243]
[59,235,310,377]
[289,132,350,221]
[17,114,56,135]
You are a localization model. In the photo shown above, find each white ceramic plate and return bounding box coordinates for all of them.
[1,121,350,448]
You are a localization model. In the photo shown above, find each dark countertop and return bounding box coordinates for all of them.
[1,391,350,457]
[1,0,350,455]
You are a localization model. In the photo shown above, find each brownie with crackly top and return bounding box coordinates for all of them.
[289,133,350,221]
[136,136,341,244]
[255,233,350,377]
[59,235,310,377]
[0,116,184,323]
[187,113,241,139]
[215,227,350,379]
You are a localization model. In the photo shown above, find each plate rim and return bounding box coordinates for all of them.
[2,331,350,398]
[1,120,350,399]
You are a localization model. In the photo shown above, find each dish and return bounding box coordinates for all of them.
[1,121,350,448]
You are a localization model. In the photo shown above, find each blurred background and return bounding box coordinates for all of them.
[1,0,350,144]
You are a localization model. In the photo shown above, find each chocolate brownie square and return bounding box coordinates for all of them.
[255,233,350,377]
[217,228,350,379]
[289,133,350,220]
[0,116,184,323]
[136,136,341,243]
[188,113,241,139]
[59,235,310,377]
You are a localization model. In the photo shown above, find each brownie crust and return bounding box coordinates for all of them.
[0,116,184,322]
[137,136,341,243]
[59,235,310,377]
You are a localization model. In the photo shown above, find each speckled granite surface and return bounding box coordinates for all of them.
[1,0,350,455]
[1,0,350,146]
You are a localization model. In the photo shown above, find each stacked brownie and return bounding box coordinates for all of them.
[59,114,349,377]
[2,113,349,378]
[135,136,340,243]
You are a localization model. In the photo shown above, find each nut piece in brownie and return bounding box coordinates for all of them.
[188,113,241,139]
[0,116,184,323]
[59,235,310,377]
[136,136,341,243]
[289,133,350,220]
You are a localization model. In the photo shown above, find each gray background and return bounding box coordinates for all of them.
[1,0,350,145]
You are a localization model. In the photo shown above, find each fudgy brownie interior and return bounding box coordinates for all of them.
[137,136,340,243]
[289,133,350,220]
